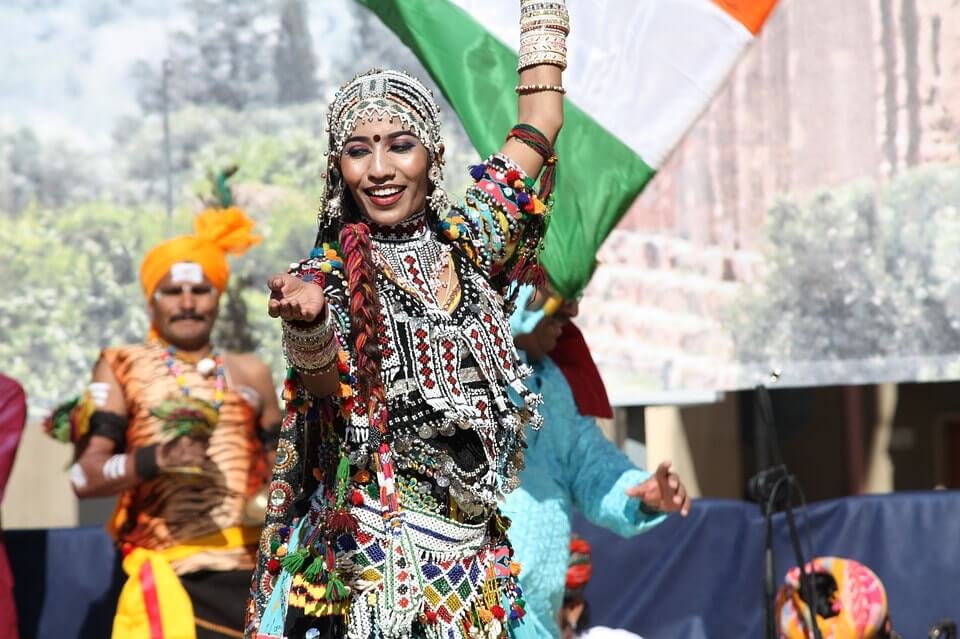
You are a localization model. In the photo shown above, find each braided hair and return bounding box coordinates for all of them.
[339,222,387,432]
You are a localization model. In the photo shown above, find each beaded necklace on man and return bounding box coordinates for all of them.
[162,345,226,410]
[150,342,226,437]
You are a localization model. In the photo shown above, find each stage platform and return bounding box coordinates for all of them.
[7,491,959,638]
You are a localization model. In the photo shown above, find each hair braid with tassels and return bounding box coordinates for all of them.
[339,222,388,432]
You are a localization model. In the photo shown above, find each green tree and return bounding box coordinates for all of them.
[275,0,319,104]
[133,0,276,113]
[727,164,960,368]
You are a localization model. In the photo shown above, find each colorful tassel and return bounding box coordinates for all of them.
[323,507,359,534]
[280,547,309,574]
[302,554,328,583]
[324,573,350,602]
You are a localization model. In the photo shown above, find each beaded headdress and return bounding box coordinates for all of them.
[318,69,451,240]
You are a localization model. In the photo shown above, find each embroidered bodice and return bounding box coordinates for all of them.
[249,154,551,639]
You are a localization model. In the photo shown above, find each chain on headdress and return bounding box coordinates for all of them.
[317,69,451,243]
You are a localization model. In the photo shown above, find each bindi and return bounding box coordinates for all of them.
[373,134,381,143]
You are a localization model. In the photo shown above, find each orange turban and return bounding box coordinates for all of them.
[140,207,261,299]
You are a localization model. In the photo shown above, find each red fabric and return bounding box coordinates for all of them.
[0,374,26,639]
[549,323,613,419]
[139,559,165,639]
[0,375,26,502]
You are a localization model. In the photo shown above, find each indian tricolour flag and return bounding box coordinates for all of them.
[360,0,778,297]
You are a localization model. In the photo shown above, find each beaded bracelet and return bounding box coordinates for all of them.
[515,83,566,95]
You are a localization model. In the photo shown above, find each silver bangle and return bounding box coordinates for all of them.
[515,83,566,95]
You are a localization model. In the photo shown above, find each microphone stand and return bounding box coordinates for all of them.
[750,381,823,639]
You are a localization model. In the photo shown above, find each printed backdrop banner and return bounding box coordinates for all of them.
[0,0,959,410]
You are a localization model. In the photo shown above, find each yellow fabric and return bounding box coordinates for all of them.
[112,526,261,639]
[140,207,261,299]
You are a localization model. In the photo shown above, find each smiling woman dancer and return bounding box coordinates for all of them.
[246,3,568,639]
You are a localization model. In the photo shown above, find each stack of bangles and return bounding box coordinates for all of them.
[518,0,570,72]
[281,308,339,375]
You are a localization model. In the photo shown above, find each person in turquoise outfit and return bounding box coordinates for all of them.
[503,284,691,638]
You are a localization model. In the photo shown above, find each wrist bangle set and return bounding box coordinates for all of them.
[135,445,159,480]
[282,308,340,375]
[518,0,570,72]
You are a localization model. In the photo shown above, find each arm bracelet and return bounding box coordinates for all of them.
[281,310,340,375]
[518,0,570,71]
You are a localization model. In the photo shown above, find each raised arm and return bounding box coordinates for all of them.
[451,1,569,285]
[500,0,567,177]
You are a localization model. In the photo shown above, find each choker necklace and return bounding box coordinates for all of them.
[366,210,429,242]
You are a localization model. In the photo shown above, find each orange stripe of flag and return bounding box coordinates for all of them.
[712,0,779,35]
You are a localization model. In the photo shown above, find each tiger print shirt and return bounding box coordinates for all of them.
[103,342,268,574]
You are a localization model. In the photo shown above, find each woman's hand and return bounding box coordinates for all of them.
[626,460,692,517]
[267,274,326,323]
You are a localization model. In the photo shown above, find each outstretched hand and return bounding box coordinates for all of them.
[626,460,692,517]
[267,274,326,323]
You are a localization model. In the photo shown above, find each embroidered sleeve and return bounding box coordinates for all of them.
[443,153,550,287]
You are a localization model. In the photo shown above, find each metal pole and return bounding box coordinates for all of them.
[161,59,174,218]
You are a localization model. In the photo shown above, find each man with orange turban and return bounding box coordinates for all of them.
[64,206,282,639]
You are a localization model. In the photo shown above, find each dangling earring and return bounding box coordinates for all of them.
[427,164,452,215]
[320,166,343,228]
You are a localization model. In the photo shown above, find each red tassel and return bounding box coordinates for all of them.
[323,507,359,534]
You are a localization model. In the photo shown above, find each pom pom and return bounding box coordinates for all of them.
[266,558,281,574]
[425,610,438,624]
[491,605,506,620]
[505,169,521,183]
[516,192,531,208]
[350,489,365,506]
[278,526,291,542]
[469,164,486,181]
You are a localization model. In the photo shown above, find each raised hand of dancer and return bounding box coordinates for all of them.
[266,274,326,323]
[626,460,692,517]
[267,273,340,397]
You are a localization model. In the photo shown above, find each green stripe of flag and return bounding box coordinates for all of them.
[359,0,655,297]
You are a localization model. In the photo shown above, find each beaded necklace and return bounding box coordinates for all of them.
[163,345,226,410]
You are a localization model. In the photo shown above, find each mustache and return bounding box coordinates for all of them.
[171,312,206,322]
